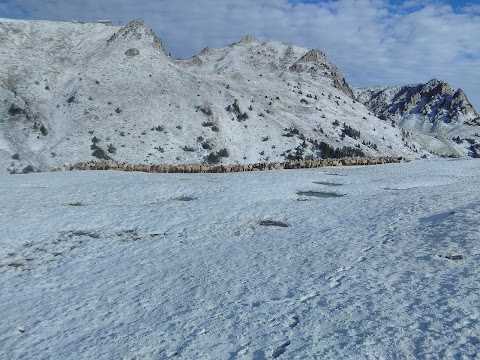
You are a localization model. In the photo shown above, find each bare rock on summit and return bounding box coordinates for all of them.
[290,49,354,98]
[107,19,169,58]
[237,35,260,45]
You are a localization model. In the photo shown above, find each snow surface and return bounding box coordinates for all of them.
[1,160,479,358]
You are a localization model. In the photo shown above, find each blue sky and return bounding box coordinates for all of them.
[0,0,479,110]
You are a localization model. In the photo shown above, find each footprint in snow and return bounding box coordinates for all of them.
[272,340,291,358]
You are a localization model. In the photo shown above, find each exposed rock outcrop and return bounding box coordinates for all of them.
[355,79,480,157]
[107,19,169,58]
[290,49,354,98]
[355,79,478,123]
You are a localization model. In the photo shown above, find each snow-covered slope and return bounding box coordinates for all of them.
[1,160,479,358]
[355,79,480,157]
[1,18,426,174]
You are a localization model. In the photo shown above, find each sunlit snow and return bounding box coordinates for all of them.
[1,160,479,358]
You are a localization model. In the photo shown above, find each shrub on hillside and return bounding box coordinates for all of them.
[92,148,111,160]
[201,141,212,150]
[206,152,220,164]
[40,124,48,136]
[206,148,229,163]
[342,123,360,139]
[22,165,35,174]
[107,144,117,154]
[181,146,196,152]
[217,148,229,157]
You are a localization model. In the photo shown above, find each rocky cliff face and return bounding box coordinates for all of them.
[355,79,478,124]
[355,79,480,157]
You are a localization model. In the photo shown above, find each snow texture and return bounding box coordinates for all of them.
[1,159,479,358]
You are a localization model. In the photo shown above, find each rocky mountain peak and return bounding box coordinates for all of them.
[451,88,477,115]
[237,35,259,45]
[356,79,478,124]
[298,49,327,63]
[199,47,213,56]
[107,19,169,58]
[289,49,353,98]
[421,79,452,97]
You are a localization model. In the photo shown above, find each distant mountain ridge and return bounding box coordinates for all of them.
[354,79,480,157]
[0,18,479,174]
[354,79,478,124]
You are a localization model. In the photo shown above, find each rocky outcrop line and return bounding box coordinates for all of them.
[62,156,408,174]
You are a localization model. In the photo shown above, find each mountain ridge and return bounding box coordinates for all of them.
[0,18,478,174]
[354,79,478,124]
[354,79,480,157]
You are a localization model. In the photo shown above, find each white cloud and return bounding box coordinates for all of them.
[1,0,479,110]
[462,5,480,14]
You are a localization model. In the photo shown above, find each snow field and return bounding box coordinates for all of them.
[0,159,479,358]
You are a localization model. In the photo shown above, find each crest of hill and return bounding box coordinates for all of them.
[181,36,354,98]
[106,19,170,58]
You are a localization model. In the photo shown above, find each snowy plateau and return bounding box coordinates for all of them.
[1,159,479,358]
[0,17,479,360]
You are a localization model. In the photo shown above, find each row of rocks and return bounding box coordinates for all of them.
[64,156,407,174]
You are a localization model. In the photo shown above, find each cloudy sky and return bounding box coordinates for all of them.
[1,0,479,110]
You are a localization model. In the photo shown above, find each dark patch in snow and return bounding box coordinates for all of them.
[272,340,291,358]
[173,196,196,202]
[443,254,466,261]
[259,220,289,227]
[312,181,343,186]
[297,191,344,198]
[65,202,83,206]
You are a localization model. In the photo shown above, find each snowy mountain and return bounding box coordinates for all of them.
[1,18,478,174]
[355,79,480,157]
